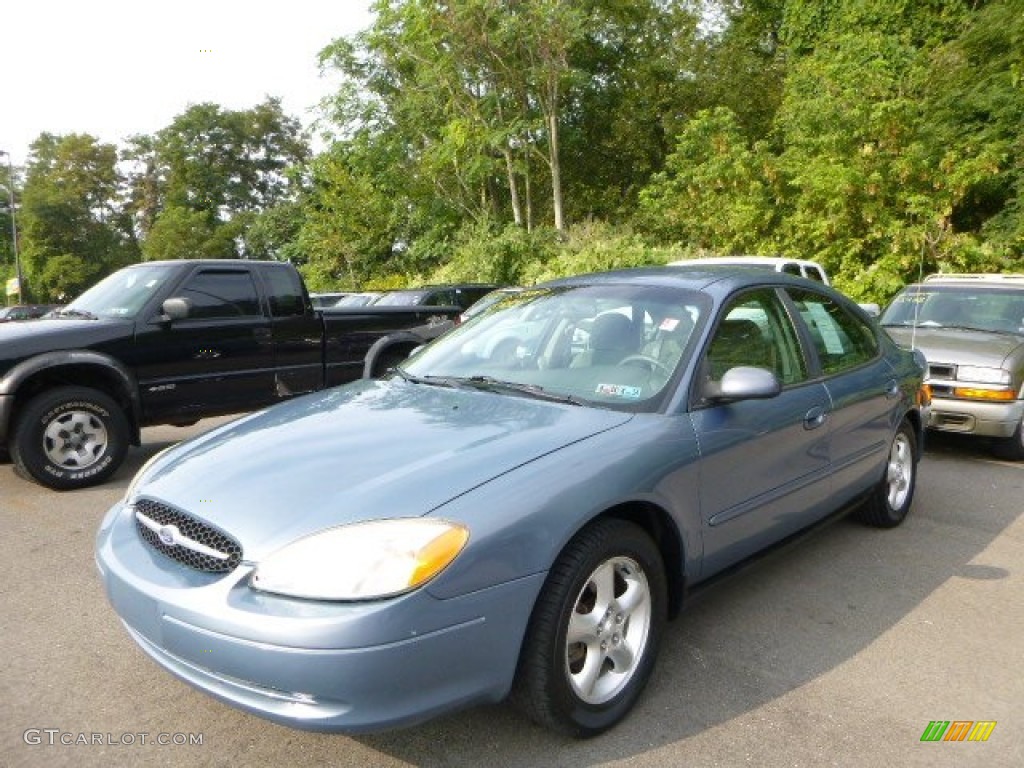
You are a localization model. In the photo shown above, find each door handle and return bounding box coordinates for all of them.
[804,406,827,430]
[884,379,900,399]
[253,327,272,339]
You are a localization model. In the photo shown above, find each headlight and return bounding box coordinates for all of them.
[956,366,1010,386]
[251,519,469,601]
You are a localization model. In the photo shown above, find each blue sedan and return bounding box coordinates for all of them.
[96,267,928,737]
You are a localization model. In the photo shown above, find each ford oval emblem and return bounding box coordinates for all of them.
[158,524,179,547]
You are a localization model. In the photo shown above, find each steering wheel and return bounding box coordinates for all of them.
[618,354,673,377]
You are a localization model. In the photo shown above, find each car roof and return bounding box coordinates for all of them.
[542,265,827,293]
[668,256,824,269]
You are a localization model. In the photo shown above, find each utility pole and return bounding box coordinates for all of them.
[0,149,23,304]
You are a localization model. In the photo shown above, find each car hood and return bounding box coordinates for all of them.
[884,326,1024,369]
[0,317,133,369]
[134,379,633,560]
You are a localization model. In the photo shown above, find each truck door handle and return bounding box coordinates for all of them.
[253,328,272,339]
[804,406,827,430]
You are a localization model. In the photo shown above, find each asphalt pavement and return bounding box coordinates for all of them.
[1,421,1021,768]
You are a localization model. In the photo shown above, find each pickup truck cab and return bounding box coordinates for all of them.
[0,260,458,490]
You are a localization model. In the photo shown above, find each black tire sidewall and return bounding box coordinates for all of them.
[13,387,129,490]
[859,421,918,527]
[535,521,667,737]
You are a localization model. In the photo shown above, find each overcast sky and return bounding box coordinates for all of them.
[1,0,373,166]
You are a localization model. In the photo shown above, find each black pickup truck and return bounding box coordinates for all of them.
[0,260,459,490]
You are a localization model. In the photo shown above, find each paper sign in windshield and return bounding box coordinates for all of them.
[596,383,642,399]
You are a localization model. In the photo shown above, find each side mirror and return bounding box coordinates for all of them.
[159,297,192,323]
[705,366,781,402]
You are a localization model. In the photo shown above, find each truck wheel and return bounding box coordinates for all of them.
[12,386,129,491]
[372,347,413,378]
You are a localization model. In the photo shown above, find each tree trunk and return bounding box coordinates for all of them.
[503,146,524,227]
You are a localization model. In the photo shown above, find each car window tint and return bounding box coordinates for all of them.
[706,289,806,385]
[179,271,261,319]
[261,266,306,317]
[787,288,878,374]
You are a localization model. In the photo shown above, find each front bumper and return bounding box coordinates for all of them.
[96,502,544,733]
[926,396,1024,438]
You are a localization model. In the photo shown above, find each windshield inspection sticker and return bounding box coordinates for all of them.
[596,383,642,399]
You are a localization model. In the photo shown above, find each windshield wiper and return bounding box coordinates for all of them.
[392,368,470,390]
[393,369,582,405]
[54,308,98,320]
[463,375,583,405]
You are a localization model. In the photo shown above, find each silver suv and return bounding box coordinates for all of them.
[881,274,1024,459]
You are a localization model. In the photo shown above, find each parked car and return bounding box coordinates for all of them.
[459,286,525,322]
[0,260,459,490]
[96,266,927,737]
[309,292,350,309]
[880,273,1024,459]
[669,255,830,284]
[0,303,58,322]
[334,291,382,307]
[373,283,499,310]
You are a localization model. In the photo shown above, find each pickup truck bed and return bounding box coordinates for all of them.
[0,260,458,490]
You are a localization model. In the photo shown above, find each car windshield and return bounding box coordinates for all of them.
[881,286,1024,335]
[61,264,178,319]
[403,284,706,409]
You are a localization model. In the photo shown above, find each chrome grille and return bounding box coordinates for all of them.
[134,498,242,573]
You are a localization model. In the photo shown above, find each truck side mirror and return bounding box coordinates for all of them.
[159,297,192,323]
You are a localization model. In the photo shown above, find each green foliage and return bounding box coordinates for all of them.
[520,221,683,284]
[20,133,139,301]
[125,99,309,260]
[11,0,1023,306]
[141,206,233,261]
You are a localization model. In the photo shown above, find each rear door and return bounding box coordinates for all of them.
[134,266,275,421]
[785,287,895,505]
[255,263,324,397]
[690,287,833,578]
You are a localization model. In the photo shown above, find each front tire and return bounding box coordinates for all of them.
[12,386,129,491]
[855,420,917,528]
[512,519,667,737]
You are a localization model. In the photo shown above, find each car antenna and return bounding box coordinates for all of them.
[909,234,928,351]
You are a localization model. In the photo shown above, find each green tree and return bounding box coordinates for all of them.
[20,133,138,301]
[125,99,309,260]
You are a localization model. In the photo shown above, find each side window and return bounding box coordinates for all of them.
[261,267,307,317]
[787,288,878,374]
[178,271,261,320]
[705,289,807,385]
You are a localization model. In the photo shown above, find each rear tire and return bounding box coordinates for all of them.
[992,417,1024,461]
[512,519,666,737]
[855,420,917,528]
[12,386,129,491]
